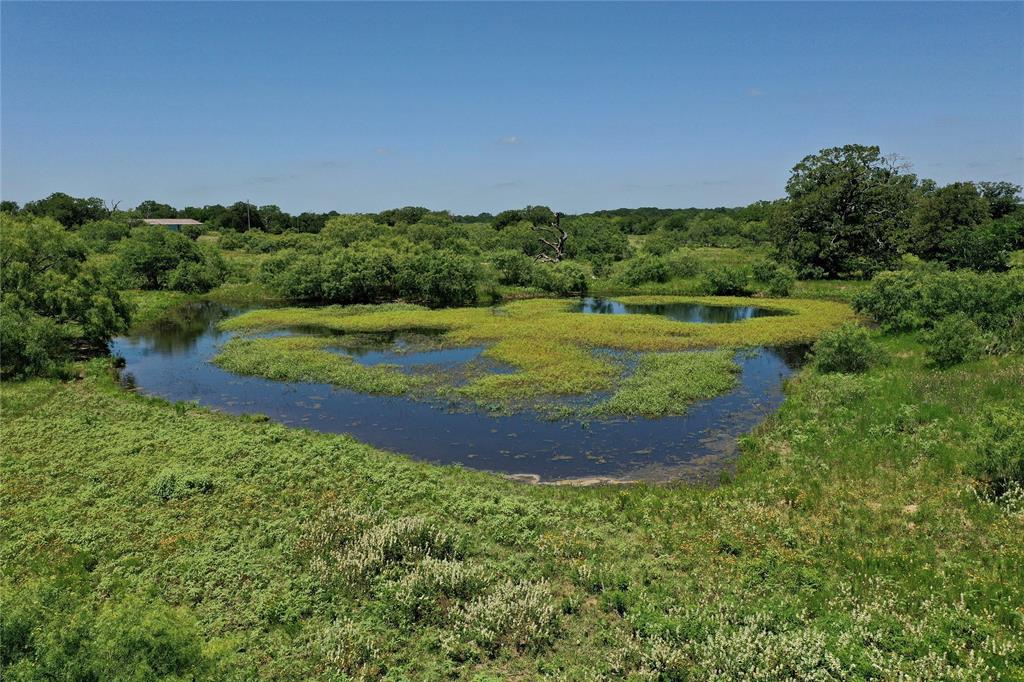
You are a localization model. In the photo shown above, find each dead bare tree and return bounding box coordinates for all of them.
[106,199,121,215]
[534,211,567,263]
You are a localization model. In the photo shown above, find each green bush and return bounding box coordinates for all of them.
[149,467,215,501]
[854,269,1024,337]
[664,249,702,278]
[399,249,479,307]
[970,407,1024,500]
[765,267,796,297]
[532,261,589,295]
[78,218,134,253]
[1,214,131,378]
[923,313,985,368]
[490,250,535,286]
[811,323,879,373]
[621,255,670,286]
[752,259,780,282]
[1,576,210,681]
[704,265,751,295]
[90,597,208,681]
[116,226,226,293]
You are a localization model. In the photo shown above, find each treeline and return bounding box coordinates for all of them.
[2,142,1022,380]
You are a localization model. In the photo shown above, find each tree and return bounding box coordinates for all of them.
[216,202,266,232]
[1,200,19,214]
[258,205,294,233]
[906,182,990,264]
[0,214,131,377]
[769,144,917,278]
[492,209,525,230]
[116,226,226,292]
[978,182,1023,219]
[134,200,178,218]
[534,212,569,263]
[22,192,108,228]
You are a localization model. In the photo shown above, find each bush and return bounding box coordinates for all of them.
[165,256,227,294]
[258,245,479,308]
[149,467,215,501]
[970,407,1024,500]
[384,558,488,625]
[811,323,879,373]
[923,313,984,368]
[854,269,1024,351]
[78,218,134,253]
[399,249,479,307]
[90,597,208,680]
[664,249,702,278]
[443,580,560,660]
[765,267,796,297]
[0,305,73,379]
[704,266,751,295]
[752,259,780,282]
[116,226,226,292]
[1,214,131,378]
[532,261,589,295]
[621,255,670,286]
[490,250,535,286]
[1,576,210,681]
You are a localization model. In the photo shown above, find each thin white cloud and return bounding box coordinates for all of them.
[499,136,520,145]
[748,88,765,97]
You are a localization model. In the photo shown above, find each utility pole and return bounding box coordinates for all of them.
[246,199,251,231]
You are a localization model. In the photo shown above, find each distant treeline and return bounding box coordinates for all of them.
[4,143,1023,278]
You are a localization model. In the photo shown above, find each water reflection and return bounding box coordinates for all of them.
[573,297,786,323]
[112,302,807,482]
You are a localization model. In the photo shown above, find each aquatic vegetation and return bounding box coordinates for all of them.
[216,296,853,411]
[591,350,740,417]
[213,335,422,395]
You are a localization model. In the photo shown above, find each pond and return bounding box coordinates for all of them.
[573,297,786,323]
[111,301,807,483]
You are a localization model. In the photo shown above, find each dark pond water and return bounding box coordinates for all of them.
[574,297,786,324]
[111,302,807,483]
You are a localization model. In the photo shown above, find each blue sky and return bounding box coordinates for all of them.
[2,2,1022,214]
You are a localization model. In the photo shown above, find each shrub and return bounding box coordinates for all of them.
[149,467,215,501]
[1,577,210,681]
[970,407,1024,500]
[78,218,134,253]
[765,267,796,297]
[1,214,131,378]
[116,226,226,292]
[297,508,458,588]
[621,255,670,286]
[398,249,479,307]
[664,249,702,278]
[309,618,380,678]
[490,250,535,286]
[90,597,208,680]
[854,268,1024,338]
[811,323,879,373]
[322,247,399,303]
[704,265,751,295]
[752,259,781,282]
[259,246,479,307]
[923,313,985,369]
[385,558,489,624]
[165,256,227,294]
[443,580,560,660]
[532,261,589,295]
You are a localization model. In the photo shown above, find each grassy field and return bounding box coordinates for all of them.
[3,323,1022,678]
